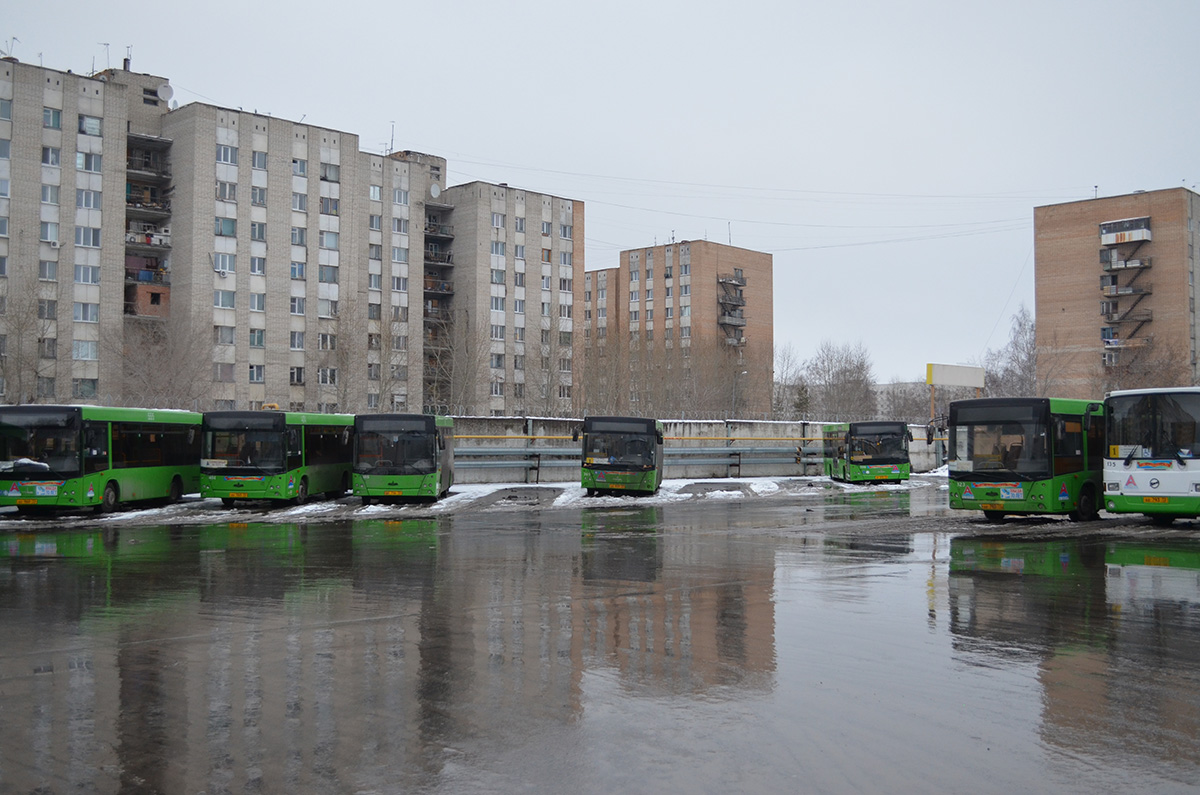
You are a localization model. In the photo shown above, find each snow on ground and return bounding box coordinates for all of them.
[0,474,945,529]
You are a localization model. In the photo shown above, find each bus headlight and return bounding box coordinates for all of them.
[1106,482,1120,492]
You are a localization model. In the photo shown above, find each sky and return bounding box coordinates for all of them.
[7,0,1200,381]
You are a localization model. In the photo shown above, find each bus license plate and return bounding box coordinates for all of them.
[228,492,248,498]
[979,503,1003,510]
[385,491,403,496]
[15,499,37,505]
[1143,496,1169,504]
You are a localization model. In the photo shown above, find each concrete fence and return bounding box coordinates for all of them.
[450,416,942,484]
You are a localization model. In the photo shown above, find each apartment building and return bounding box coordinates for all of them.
[0,58,582,414]
[1034,188,1200,397]
[439,181,584,416]
[580,240,773,417]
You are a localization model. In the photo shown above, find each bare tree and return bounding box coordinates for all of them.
[117,312,211,409]
[0,284,58,404]
[804,339,877,421]
[878,378,929,424]
[1086,336,1192,395]
[983,304,1038,397]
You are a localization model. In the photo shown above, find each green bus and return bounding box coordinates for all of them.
[1102,388,1200,524]
[0,404,201,513]
[947,397,1104,521]
[822,421,912,483]
[576,416,665,496]
[352,414,454,503]
[200,410,354,506]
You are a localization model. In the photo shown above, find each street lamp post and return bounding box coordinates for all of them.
[731,370,748,418]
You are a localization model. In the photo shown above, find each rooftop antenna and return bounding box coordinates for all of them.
[299,114,306,124]
[1094,185,1098,198]
[728,222,731,245]
[1,37,18,58]
[390,121,395,155]
[98,43,110,70]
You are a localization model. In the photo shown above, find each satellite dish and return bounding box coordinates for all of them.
[156,84,173,101]
[430,183,441,199]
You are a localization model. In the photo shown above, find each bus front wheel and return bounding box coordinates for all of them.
[983,510,1006,522]
[295,477,309,504]
[168,476,184,504]
[95,482,119,514]
[1069,487,1098,522]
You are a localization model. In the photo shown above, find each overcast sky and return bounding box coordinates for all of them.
[8,0,1199,381]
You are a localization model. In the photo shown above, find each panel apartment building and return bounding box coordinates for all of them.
[580,240,773,417]
[0,58,581,415]
[1034,187,1200,398]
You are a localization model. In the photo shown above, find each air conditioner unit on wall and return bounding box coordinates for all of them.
[49,241,59,249]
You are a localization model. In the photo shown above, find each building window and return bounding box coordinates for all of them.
[491,296,506,311]
[490,353,504,369]
[541,249,551,263]
[514,217,525,233]
[560,304,573,319]
[250,222,266,241]
[542,275,552,290]
[368,303,382,319]
[290,367,305,385]
[514,244,525,261]
[681,262,690,276]
[369,214,382,231]
[212,253,235,273]
[75,227,102,248]
[292,158,307,176]
[318,368,337,385]
[393,188,409,205]
[216,144,238,165]
[38,261,57,281]
[541,221,552,236]
[214,325,235,345]
[492,213,506,228]
[214,290,235,309]
[320,265,340,284]
[76,188,100,209]
[74,302,99,323]
[514,272,525,287]
[292,192,308,212]
[318,230,338,250]
[391,246,408,263]
[491,324,505,340]
[250,293,266,312]
[290,297,305,315]
[491,268,506,285]
[291,227,306,246]
[370,185,382,201]
[559,385,572,399]
[41,185,60,205]
[491,241,506,256]
[75,114,102,136]
[42,147,61,166]
[250,256,266,275]
[214,217,237,237]
[249,329,265,348]
[490,381,504,397]
[0,99,10,120]
[319,197,339,216]
[43,108,62,129]
[393,218,409,233]
[367,333,381,350]
[318,333,337,351]
[249,364,265,383]
[369,244,383,261]
[681,284,691,296]
[392,276,408,292]
[541,302,551,317]
[514,327,525,341]
[216,180,237,201]
[39,337,57,359]
[393,335,408,350]
[319,162,340,182]
[252,150,267,169]
[367,363,381,381]
[75,264,100,284]
[72,378,98,398]
[290,331,305,350]
[560,278,573,292]
[36,377,56,398]
[560,225,572,239]
[319,299,338,317]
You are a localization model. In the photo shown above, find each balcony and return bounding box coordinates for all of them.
[1100,217,1151,246]
[1102,337,1151,349]
[424,278,454,295]
[1102,283,1152,297]
[718,273,747,286]
[717,292,746,307]
[1103,308,1152,324]
[125,154,170,180]
[424,222,454,239]
[125,231,171,252]
[1102,257,1152,272]
[719,314,747,327]
[724,336,746,346]
[424,248,453,265]
[125,267,170,285]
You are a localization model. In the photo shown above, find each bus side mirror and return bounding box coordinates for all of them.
[906,430,914,443]
[657,432,664,444]
[572,429,579,442]
[342,428,351,445]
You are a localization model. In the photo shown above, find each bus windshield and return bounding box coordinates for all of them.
[1107,392,1200,461]
[356,425,437,475]
[848,425,908,465]
[0,409,82,477]
[950,404,1050,481]
[203,430,287,471]
[583,431,656,469]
